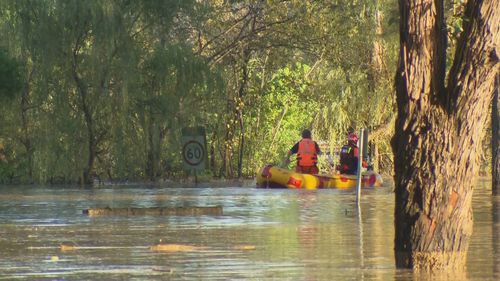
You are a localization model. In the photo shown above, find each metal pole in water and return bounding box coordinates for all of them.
[194,169,198,185]
[356,129,365,205]
[356,128,366,273]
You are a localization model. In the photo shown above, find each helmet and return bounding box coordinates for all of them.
[301,129,311,139]
[348,133,358,143]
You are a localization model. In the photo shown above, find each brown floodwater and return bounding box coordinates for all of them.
[0,179,499,280]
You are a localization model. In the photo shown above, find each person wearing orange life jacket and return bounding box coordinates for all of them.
[338,132,367,175]
[283,129,322,175]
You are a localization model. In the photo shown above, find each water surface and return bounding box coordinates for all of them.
[0,180,499,280]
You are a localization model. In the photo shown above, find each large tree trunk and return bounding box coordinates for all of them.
[393,0,500,270]
[493,74,500,195]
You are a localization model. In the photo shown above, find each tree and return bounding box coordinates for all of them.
[0,0,401,182]
[493,74,500,194]
[136,45,215,181]
[0,49,22,101]
[393,0,500,270]
[0,49,22,182]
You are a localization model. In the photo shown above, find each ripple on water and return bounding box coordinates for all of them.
[0,185,498,280]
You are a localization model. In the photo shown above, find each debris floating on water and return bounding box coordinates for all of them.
[60,243,78,251]
[152,267,174,273]
[82,206,223,216]
[150,244,203,252]
[233,245,256,251]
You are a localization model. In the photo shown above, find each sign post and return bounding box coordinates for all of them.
[356,128,367,205]
[356,128,368,277]
[181,127,207,183]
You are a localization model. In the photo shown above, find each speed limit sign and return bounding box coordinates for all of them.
[181,127,207,171]
[182,140,205,166]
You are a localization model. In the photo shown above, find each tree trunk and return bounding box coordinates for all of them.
[81,89,96,186]
[371,142,379,173]
[146,115,155,181]
[20,68,34,183]
[210,133,217,177]
[237,47,251,179]
[145,109,162,182]
[368,4,385,92]
[393,0,500,270]
[72,51,96,185]
[493,74,500,195]
[222,125,233,178]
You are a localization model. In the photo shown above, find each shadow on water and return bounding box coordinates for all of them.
[0,181,498,280]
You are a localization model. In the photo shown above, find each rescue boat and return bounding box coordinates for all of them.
[256,165,383,190]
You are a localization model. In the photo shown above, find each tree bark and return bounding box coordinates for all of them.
[493,74,500,195]
[393,0,500,270]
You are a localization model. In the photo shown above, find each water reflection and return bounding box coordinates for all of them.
[0,183,498,280]
[494,194,500,280]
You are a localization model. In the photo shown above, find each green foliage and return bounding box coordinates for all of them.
[248,63,315,170]
[0,0,399,183]
[0,49,22,101]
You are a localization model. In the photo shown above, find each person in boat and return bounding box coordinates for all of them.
[283,129,322,175]
[337,132,367,175]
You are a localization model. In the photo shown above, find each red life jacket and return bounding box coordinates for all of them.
[296,139,318,166]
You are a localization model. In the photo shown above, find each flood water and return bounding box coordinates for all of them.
[0,180,499,280]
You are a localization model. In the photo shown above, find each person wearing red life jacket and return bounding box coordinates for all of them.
[338,132,367,175]
[283,129,322,174]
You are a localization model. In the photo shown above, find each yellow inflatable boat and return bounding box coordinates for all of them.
[256,165,383,190]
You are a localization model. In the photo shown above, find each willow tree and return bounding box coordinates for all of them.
[0,49,22,101]
[35,0,193,184]
[0,48,22,178]
[393,0,500,270]
[0,0,35,181]
[137,45,215,181]
[195,1,293,178]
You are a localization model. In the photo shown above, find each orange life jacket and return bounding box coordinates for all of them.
[296,139,317,167]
